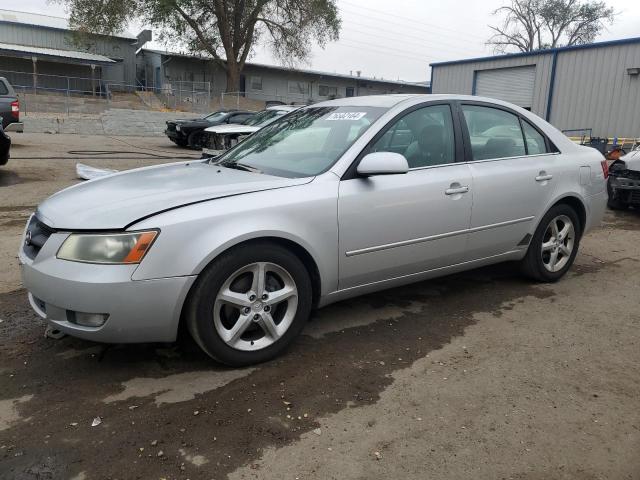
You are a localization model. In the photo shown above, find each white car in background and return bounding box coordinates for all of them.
[201,105,300,157]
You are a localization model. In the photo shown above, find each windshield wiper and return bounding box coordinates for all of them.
[223,162,263,174]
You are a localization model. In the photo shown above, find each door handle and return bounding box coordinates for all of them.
[445,185,470,195]
[536,172,553,182]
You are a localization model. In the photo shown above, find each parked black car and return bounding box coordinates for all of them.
[165,110,255,149]
[0,77,23,134]
[0,121,10,166]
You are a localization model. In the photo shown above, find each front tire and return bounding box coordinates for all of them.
[185,242,312,366]
[521,204,581,282]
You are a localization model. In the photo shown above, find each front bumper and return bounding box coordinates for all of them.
[4,122,24,133]
[609,173,640,205]
[19,230,196,343]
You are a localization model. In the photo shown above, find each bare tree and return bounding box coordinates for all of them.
[60,0,341,92]
[488,0,615,53]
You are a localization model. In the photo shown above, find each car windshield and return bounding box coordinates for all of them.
[243,109,288,127]
[204,111,228,122]
[215,106,386,178]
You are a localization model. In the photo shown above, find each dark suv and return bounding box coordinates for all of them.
[0,77,22,134]
[165,110,255,149]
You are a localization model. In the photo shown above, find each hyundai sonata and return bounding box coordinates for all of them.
[19,95,607,366]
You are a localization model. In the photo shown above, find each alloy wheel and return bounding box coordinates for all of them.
[541,214,575,273]
[213,262,298,351]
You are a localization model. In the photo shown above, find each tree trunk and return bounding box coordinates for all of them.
[225,62,242,93]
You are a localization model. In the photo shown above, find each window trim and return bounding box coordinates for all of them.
[455,100,560,164]
[342,101,464,180]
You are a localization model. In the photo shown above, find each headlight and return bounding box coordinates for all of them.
[176,124,181,131]
[57,231,158,264]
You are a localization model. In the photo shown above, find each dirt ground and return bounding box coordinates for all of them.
[0,133,639,480]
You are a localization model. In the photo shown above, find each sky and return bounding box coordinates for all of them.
[11,0,640,82]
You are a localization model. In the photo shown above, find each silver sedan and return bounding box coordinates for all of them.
[19,95,607,366]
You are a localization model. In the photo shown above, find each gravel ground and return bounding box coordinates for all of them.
[0,133,639,480]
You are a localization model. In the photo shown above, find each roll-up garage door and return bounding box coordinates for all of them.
[475,66,536,109]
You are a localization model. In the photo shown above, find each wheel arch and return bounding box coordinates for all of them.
[551,195,587,236]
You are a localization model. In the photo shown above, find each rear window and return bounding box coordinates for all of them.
[0,81,8,96]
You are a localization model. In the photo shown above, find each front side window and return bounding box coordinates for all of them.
[216,106,386,178]
[204,111,228,122]
[462,105,526,160]
[368,104,456,168]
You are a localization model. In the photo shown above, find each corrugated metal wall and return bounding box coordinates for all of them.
[432,53,554,118]
[0,23,137,85]
[431,42,640,138]
[550,43,640,137]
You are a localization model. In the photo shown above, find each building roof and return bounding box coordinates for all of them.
[0,8,136,40]
[430,36,640,67]
[0,42,116,65]
[140,48,430,89]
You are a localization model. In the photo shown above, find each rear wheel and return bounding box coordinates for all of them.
[185,242,312,366]
[521,204,581,282]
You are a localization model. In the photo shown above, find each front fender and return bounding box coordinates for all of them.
[130,178,340,297]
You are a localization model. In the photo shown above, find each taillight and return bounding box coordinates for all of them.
[600,159,609,179]
[10,100,19,120]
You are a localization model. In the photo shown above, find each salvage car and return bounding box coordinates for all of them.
[607,145,640,210]
[0,120,10,166]
[165,110,255,149]
[0,77,23,133]
[19,95,607,366]
[201,105,300,157]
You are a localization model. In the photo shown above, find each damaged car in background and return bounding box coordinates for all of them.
[165,109,256,149]
[201,105,300,157]
[607,145,640,210]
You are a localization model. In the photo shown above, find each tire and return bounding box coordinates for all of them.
[520,204,581,282]
[187,130,204,150]
[175,138,188,148]
[607,179,628,210]
[185,242,313,366]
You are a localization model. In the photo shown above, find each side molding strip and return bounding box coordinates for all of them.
[345,216,535,257]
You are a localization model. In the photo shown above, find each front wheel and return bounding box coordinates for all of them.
[520,204,581,282]
[185,242,312,366]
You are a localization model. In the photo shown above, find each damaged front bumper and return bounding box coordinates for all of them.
[608,170,640,205]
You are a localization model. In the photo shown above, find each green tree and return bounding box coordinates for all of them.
[60,0,341,92]
[488,0,615,53]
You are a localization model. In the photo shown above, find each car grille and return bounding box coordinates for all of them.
[23,216,55,260]
[629,190,640,204]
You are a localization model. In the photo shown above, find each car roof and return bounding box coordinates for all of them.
[310,94,530,109]
[266,105,301,112]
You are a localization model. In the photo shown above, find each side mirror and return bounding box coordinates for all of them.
[357,152,409,176]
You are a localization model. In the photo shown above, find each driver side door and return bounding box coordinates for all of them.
[337,103,473,290]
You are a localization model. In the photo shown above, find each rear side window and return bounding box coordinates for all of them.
[462,105,526,160]
[522,120,548,155]
[0,81,8,95]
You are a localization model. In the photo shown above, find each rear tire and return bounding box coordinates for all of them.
[520,204,581,282]
[175,138,188,148]
[185,242,312,366]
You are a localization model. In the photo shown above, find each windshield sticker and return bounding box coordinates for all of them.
[325,112,367,121]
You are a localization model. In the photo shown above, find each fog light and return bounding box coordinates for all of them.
[68,311,109,327]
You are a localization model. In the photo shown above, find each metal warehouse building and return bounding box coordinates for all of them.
[0,9,149,92]
[430,37,640,138]
[137,49,430,106]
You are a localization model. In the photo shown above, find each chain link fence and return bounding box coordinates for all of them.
[0,69,215,115]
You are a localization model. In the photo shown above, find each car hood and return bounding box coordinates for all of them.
[37,161,312,230]
[204,124,260,135]
[620,149,640,170]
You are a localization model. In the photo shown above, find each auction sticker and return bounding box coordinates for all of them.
[325,112,367,121]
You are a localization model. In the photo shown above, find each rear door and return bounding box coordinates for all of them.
[458,102,559,260]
